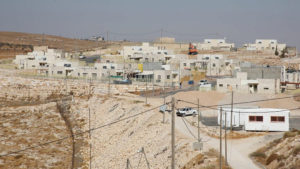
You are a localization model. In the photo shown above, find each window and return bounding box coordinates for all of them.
[111,66,115,69]
[167,75,170,79]
[212,63,216,67]
[183,63,187,66]
[271,116,285,122]
[264,87,269,90]
[103,66,107,69]
[219,84,223,87]
[78,73,80,76]
[157,75,161,79]
[249,116,263,122]
[215,57,219,59]
[57,71,63,74]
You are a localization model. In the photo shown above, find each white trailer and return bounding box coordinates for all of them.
[217,107,289,132]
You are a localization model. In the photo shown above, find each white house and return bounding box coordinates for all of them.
[218,107,290,132]
[243,39,286,52]
[121,42,172,60]
[197,39,235,51]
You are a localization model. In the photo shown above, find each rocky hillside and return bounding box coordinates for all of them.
[251,130,300,169]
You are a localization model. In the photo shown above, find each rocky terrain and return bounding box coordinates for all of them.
[251,130,300,169]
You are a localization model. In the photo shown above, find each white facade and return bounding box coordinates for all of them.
[217,72,280,94]
[14,46,65,70]
[218,107,289,132]
[121,42,172,60]
[197,39,235,50]
[244,39,286,51]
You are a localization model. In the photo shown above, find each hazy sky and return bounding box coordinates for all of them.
[0,0,300,47]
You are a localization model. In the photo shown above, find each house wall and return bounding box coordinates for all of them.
[197,39,234,50]
[245,111,289,131]
[218,108,289,132]
[244,39,286,51]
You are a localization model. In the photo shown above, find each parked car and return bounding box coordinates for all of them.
[199,79,208,85]
[176,107,198,117]
[113,79,132,84]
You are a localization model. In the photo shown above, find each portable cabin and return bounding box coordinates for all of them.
[217,107,289,131]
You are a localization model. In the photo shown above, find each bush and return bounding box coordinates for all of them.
[250,151,266,158]
[283,131,297,139]
[266,153,278,165]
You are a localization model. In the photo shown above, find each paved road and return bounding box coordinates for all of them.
[290,116,300,130]
[175,115,282,169]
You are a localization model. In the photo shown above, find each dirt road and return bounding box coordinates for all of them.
[175,115,282,169]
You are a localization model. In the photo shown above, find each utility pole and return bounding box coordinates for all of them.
[89,108,92,169]
[108,71,111,96]
[224,110,228,166]
[152,72,155,97]
[106,31,109,43]
[197,98,200,142]
[219,107,223,169]
[163,82,166,123]
[145,76,148,105]
[171,97,175,169]
[230,91,234,131]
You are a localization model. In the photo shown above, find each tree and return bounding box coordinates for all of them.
[280,47,288,58]
[275,45,279,56]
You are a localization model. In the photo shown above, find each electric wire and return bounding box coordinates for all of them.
[177,95,300,113]
[0,104,163,157]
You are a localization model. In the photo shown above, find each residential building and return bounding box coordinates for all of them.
[217,71,281,94]
[243,39,286,52]
[197,39,235,51]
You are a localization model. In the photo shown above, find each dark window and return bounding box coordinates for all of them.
[271,116,285,122]
[256,116,263,121]
[249,116,263,122]
[103,66,107,69]
[249,116,255,121]
[219,84,223,87]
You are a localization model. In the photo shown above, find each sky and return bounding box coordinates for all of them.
[0,0,300,47]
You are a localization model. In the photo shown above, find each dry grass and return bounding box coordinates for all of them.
[181,149,231,169]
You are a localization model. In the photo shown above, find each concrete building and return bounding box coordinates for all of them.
[197,39,235,51]
[121,42,171,60]
[217,72,281,94]
[218,107,289,132]
[155,37,175,43]
[14,46,66,73]
[197,54,233,76]
[243,39,286,52]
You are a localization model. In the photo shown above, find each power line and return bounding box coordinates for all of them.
[177,95,300,113]
[180,117,197,140]
[108,30,161,36]
[0,104,163,157]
